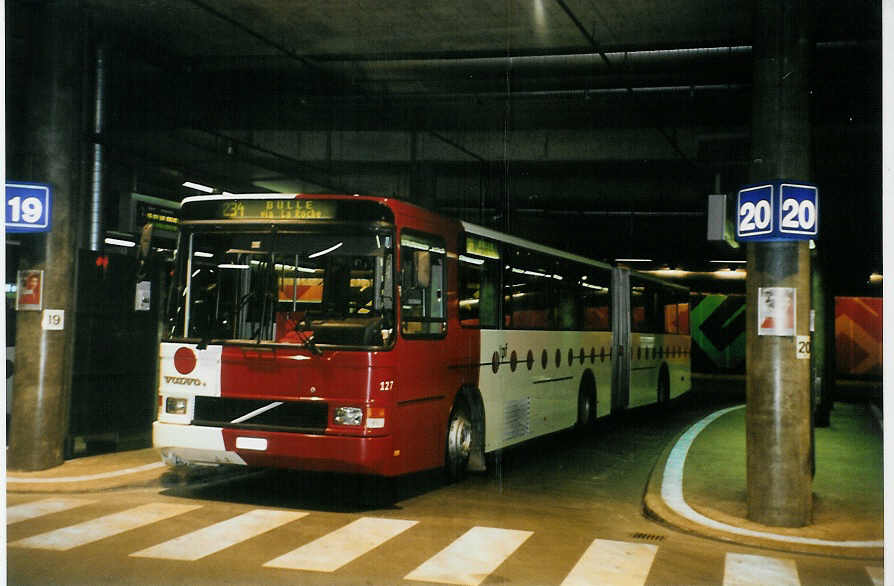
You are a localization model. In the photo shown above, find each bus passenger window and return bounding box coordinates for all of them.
[556,286,577,330]
[459,248,499,328]
[630,279,658,333]
[677,302,690,334]
[664,302,679,333]
[503,250,553,330]
[580,269,611,331]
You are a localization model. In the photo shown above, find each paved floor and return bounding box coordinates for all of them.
[6,390,885,584]
[6,490,885,585]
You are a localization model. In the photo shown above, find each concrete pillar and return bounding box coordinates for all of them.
[745,0,814,526]
[8,2,86,470]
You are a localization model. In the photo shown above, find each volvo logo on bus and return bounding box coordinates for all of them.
[163,376,206,386]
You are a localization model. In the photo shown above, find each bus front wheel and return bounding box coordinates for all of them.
[445,401,472,483]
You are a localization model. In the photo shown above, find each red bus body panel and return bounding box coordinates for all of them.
[158,197,482,477]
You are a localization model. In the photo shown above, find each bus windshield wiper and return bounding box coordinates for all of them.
[296,328,322,355]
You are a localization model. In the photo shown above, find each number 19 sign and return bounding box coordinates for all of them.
[6,182,52,233]
[736,181,818,242]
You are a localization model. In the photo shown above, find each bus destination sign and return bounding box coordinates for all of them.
[179,196,395,224]
[219,199,338,220]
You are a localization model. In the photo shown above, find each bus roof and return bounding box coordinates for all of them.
[179,194,686,292]
[461,221,614,272]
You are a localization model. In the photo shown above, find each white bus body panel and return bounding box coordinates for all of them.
[477,329,613,453]
[154,421,247,467]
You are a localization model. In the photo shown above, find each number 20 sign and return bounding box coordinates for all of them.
[736,181,818,242]
[6,182,52,233]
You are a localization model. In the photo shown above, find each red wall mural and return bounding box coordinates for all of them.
[835,297,883,377]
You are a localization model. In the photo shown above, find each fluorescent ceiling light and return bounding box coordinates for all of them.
[459,254,485,265]
[218,263,251,270]
[649,269,691,278]
[581,282,606,291]
[183,181,215,193]
[712,269,747,279]
[105,237,136,248]
[615,258,653,263]
[709,260,746,264]
[193,251,214,258]
[308,242,344,259]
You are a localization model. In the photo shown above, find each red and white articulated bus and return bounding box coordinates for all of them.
[154,194,691,480]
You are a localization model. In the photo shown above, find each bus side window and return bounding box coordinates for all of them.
[556,262,579,331]
[581,269,611,331]
[503,250,553,330]
[400,232,446,337]
[661,287,691,334]
[459,253,499,328]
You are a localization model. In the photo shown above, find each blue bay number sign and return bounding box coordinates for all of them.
[6,182,52,233]
[736,181,818,242]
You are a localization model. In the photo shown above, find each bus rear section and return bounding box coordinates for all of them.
[613,268,692,410]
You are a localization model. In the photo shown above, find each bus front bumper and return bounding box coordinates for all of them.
[153,421,395,476]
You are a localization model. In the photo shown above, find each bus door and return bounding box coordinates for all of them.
[395,231,450,472]
[611,267,631,413]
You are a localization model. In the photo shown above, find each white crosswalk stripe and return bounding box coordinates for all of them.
[723,553,800,586]
[6,498,97,525]
[131,509,307,561]
[404,526,533,586]
[9,503,201,551]
[561,538,658,586]
[264,517,418,572]
[6,499,879,585]
[866,566,884,586]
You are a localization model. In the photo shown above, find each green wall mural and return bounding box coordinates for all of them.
[691,294,746,373]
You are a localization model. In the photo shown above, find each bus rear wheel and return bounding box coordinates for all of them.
[445,402,472,483]
[576,374,597,431]
[657,366,670,404]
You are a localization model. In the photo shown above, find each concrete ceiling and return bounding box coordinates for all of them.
[6,0,883,292]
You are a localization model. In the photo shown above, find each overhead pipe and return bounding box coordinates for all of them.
[89,45,107,251]
[306,46,753,83]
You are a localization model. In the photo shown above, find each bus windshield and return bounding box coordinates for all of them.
[168,227,395,348]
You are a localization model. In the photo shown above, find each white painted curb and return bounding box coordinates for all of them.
[660,405,883,549]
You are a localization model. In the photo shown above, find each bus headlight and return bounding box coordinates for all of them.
[165,397,188,415]
[334,406,363,426]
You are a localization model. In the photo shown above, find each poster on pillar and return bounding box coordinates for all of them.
[757,287,796,336]
[15,270,44,311]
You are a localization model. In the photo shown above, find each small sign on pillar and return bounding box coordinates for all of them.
[736,181,818,242]
[6,182,52,233]
[41,309,65,331]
